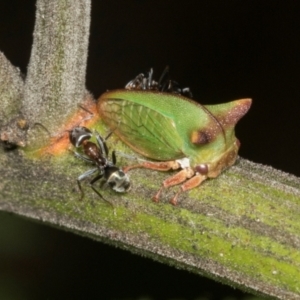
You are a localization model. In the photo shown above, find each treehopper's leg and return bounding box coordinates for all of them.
[170,174,207,206]
[123,160,181,173]
[153,167,195,203]
[124,161,202,204]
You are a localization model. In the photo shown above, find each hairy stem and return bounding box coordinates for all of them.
[23,0,91,138]
[0,143,299,300]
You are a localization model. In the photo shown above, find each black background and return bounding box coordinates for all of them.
[0,1,299,299]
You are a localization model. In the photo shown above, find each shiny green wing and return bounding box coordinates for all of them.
[99,98,185,161]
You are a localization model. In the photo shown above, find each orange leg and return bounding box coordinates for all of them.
[123,160,184,203]
[170,174,207,205]
[124,160,206,205]
[153,168,195,203]
[123,160,181,173]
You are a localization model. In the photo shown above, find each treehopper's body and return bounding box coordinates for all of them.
[97,90,251,204]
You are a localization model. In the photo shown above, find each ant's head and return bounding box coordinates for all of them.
[105,167,130,193]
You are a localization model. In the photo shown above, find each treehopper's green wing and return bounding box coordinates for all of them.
[98,94,186,160]
[97,90,251,167]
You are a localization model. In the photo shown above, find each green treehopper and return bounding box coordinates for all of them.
[97,71,251,205]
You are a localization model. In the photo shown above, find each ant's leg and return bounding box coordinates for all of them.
[72,150,94,164]
[104,130,114,141]
[76,168,98,200]
[158,66,169,88]
[147,68,154,88]
[94,131,109,157]
[94,127,119,158]
[111,150,116,165]
[89,173,113,207]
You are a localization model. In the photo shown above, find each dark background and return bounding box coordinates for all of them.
[0,0,299,299]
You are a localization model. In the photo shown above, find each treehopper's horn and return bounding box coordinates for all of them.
[205,98,252,129]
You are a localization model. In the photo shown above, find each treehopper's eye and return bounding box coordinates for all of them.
[195,164,208,175]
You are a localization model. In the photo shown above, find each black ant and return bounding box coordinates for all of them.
[69,126,130,204]
[125,66,193,98]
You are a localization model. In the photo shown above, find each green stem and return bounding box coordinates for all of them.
[0,146,299,299]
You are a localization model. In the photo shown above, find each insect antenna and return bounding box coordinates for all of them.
[77,104,94,122]
[32,122,51,136]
